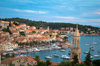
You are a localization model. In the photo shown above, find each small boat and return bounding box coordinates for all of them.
[93,42,97,44]
[68,51,70,55]
[98,50,100,53]
[54,53,59,57]
[84,51,88,54]
[33,48,41,52]
[90,56,93,59]
[85,44,89,46]
[94,55,100,58]
[45,55,52,59]
[90,46,94,51]
[60,49,65,52]
[61,54,70,59]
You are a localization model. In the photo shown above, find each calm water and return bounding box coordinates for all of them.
[27,35,100,62]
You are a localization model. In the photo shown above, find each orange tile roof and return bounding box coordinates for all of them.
[13,56,20,60]
[51,62,60,66]
[21,56,27,60]
[28,29,34,31]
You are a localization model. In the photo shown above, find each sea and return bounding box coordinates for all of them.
[27,35,100,62]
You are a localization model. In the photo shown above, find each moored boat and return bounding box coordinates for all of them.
[45,55,52,59]
[61,54,70,59]
[94,55,100,58]
[54,53,59,57]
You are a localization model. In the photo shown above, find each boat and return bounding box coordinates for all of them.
[90,46,94,51]
[93,38,97,44]
[68,51,70,55]
[84,51,89,54]
[93,42,97,44]
[33,48,41,52]
[61,54,70,59]
[54,53,59,57]
[60,49,65,52]
[85,44,89,46]
[45,55,52,59]
[90,56,93,59]
[94,55,100,58]
[98,50,100,53]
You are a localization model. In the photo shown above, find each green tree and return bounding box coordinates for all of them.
[19,32,25,36]
[9,63,14,66]
[58,61,72,66]
[84,51,91,66]
[11,53,15,58]
[5,54,10,58]
[76,63,87,66]
[36,61,46,66]
[32,31,36,33]
[72,54,79,65]
[92,59,100,66]
[35,55,40,63]
[46,60,51,66]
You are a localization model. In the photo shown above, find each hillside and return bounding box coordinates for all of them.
[0,18,100,33]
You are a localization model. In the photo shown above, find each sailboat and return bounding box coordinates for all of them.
[93,38,97,44]
[54,53,59,57]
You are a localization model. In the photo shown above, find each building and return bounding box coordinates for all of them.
[1,21,9,28]
[70,24,81,63]
[0,53,1,66]
[0,41,18,51]
[1,56,37,66]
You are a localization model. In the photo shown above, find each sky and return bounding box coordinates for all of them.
[0,0,100,27]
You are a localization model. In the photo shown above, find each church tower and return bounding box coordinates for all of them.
[47,26,49,32]
[0,53,1,66]
[70,24,81,63]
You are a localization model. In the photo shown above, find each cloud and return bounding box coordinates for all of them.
[11,9,47,14]
[92,23,100,26]
[55,16,75,19]
[95,12,100,14]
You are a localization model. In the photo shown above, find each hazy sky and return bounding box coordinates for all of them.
[0,0,100,27]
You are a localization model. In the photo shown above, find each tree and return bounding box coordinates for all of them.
[72,54,79,65]
[9,63,14,66]
[35,55,40,63]
[76,63,87,66]
[46,60,51,66]
[58,61,72,66]
[92,59,100,66]
[84,51,91,65]
[19,32,25,36]
[32,31,36,33]
[5,54,10,58]
[63,36,68,42]
[11,53,15,58]
[36,61,46,66]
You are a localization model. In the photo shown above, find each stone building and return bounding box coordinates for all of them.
[70,24,81,63]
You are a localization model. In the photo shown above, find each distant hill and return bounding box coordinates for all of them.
[0,18,100,33]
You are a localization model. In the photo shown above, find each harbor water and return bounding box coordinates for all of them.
[26,35,100,62]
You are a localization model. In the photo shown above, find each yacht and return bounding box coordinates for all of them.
[85,44,89,46]
[54,53,59,57]
[33,48,41,52]
[94,55,100,58]
[60,49,65,52]
[45,55,52,59]
[90,56,93,59]
[61,54,70,59]
[84,51,89,54]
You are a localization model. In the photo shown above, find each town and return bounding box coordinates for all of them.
[0,20,100,66]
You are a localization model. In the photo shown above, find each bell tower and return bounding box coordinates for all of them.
[70,24,81,63]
